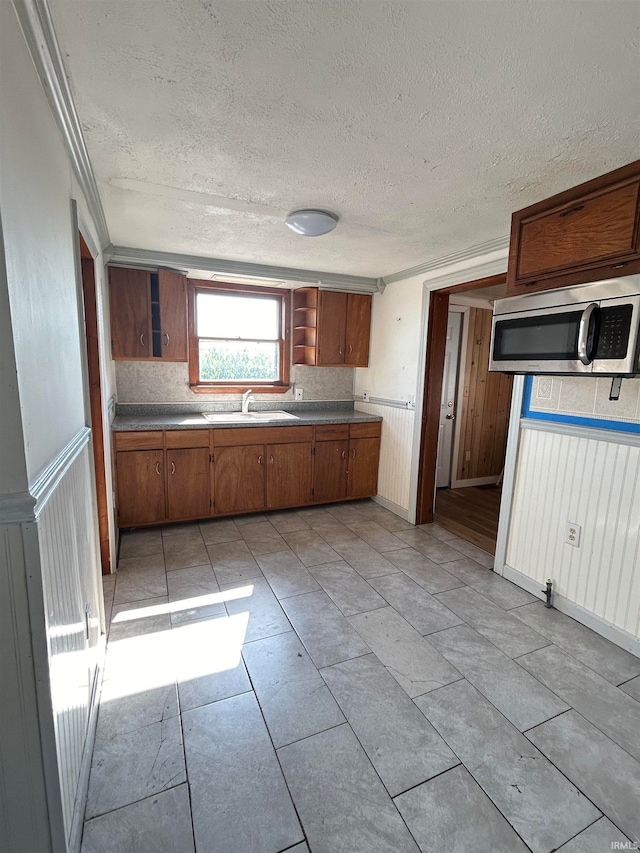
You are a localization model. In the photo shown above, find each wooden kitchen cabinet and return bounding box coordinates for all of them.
[114,421,381,531]
[267,442,312,508]
[293,288,372,367]
[507,160,640,295]
[214,445,266,515]
[348,437,380,498]
[109,266,188,361]
[313,439,348,502]
[166,447,210,520]
[109,268,151,359]
[116,449,165,526]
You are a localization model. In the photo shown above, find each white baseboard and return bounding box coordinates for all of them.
[373,494,410,521]
[450,476,500,489]
[68,647,104,852]
[502,564,640,659]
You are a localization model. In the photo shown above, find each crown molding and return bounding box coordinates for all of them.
[107,245,382,293]
[12,0,110,249]
[382,235,510,285]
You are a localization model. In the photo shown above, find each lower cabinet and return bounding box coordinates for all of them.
[115,421,381,528]
[348,437,381,498]
[166,447,211,520]
[214,444,266,515]
[115,449,165,527]
[267,442,312,508]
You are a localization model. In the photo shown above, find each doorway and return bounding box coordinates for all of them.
[415,274,512,555]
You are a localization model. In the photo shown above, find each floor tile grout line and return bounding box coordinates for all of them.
[238,650,311,851]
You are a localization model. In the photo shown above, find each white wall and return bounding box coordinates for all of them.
[0,3,106,850]
[506,423,640,650]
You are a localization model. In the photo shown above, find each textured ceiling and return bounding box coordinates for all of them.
[50,0,640,278]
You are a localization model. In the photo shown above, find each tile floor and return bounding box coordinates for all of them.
[89,500,640,853]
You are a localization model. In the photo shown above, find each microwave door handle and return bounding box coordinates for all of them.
[577,303,598,365]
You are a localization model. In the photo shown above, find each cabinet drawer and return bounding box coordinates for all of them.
[213,426,313,446]
[114,431,163,451]
[315,423,349,441]
[165,429,210,448]
[516,180,640,282]
[350,421,381,439]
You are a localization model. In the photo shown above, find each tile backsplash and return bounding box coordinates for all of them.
[115,361,355,404]
[529,376,640,425]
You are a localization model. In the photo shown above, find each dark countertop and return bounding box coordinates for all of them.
[112,409,383,431]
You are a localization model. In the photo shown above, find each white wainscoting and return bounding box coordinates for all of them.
[355,402,415,515]
[33,428,103,850]
[507,423,640,644]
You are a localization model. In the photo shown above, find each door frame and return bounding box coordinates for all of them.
[415,273,511,525]
[435,307,464,489]
[77,229,111,574]
[446,305,469,488]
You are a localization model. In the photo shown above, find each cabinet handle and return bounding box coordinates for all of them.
[348,344,353,354]
[258,455,263,465]
[341,450,346,459]
[155,462,161,475]
[171,461,176,475]
[352,448,356,458]
[164,332,170,346]
[269,455,274,464]
[140,333,146,347]
[339,346,344,356]
[558,204,585,218]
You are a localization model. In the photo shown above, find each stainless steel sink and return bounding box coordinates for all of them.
[202,411,299,423]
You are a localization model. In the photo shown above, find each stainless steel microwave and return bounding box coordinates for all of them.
[489,276,640,376]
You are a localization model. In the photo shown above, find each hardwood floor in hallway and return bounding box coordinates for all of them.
[434,485,502,555]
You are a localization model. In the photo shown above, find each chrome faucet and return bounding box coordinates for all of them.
[241,389,256,414]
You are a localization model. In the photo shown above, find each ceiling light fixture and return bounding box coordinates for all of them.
[285,209,338,237]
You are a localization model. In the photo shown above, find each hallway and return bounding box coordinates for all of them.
[88,500,640,852]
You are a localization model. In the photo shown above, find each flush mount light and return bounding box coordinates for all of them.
[285,209,338,237]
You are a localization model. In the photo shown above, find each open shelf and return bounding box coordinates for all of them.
[292,287,319,365]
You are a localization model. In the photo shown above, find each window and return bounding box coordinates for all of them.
[188,281,291,392]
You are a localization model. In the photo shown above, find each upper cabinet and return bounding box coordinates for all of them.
[292,287,372,367]
[506,160,640,296]
[109,266,188,361]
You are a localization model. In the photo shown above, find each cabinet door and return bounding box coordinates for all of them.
[317,291,347,365]
[109,268,151,359]
[347,437,380,498]
[166,448,211,520]
[266,442,312,509]
[313,440,348,503]
[214,445,265,514]
[116,450,165,526]
[158,270,188,362]
[345,294,372,366]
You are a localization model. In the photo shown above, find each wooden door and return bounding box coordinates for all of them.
[159,270,188,361]
[214,445,266,514]
[116,450,165,526]
[313,440,348,503]
[166,448,210,520]
[109,267,151,359]
[266,442,312,509]
[345,294,372,366]
[347,437,380,498]
[317,291,347,365]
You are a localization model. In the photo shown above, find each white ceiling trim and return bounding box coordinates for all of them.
[12,0,110,249]
[382,235,510,285]
[107,245,384,293]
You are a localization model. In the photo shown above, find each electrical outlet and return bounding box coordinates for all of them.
[407,395,415,408]
[362,390,370,402]
[566,522,581,547]
[294,387,304,401]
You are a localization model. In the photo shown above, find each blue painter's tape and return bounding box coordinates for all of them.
[521,375,640,435]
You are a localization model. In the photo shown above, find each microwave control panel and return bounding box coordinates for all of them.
[595,304,633,359]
